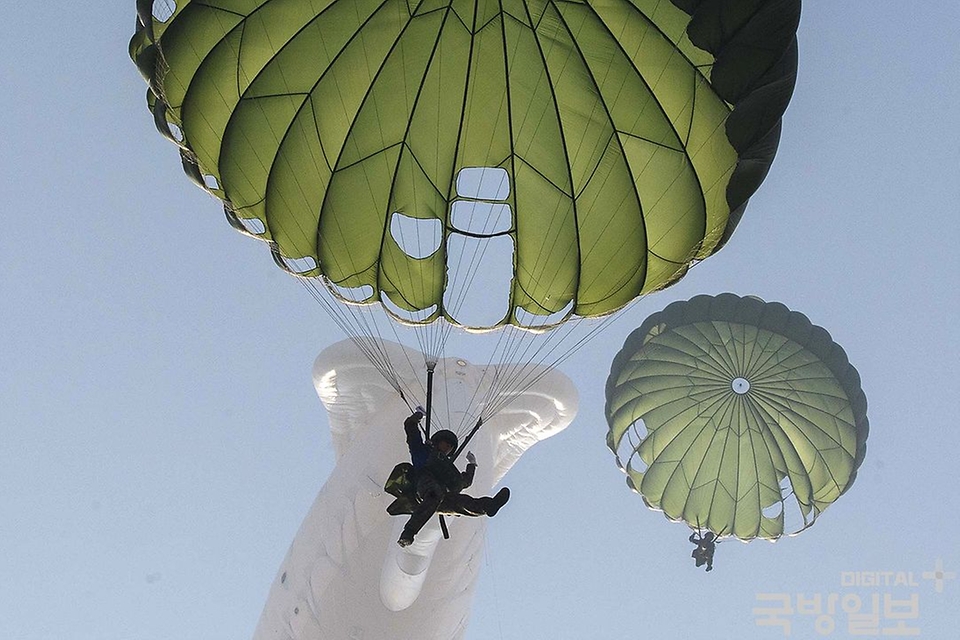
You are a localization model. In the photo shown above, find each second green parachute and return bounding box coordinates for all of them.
[606,294,869,541]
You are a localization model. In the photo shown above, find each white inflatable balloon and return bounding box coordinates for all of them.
[252,340,577,639]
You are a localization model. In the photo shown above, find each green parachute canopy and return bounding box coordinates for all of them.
[130,0,798,330]
[605,294,869,541]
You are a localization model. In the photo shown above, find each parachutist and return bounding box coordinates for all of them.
[606,294,869,542]
[689,531,716,572]
[391,411,510,547]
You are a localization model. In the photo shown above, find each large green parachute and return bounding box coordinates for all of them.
[605,294,869,541]
[130,0,799,330]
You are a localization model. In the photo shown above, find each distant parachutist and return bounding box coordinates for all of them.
[689,531,717,572]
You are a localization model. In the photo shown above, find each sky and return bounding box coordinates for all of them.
[1,2,958,639]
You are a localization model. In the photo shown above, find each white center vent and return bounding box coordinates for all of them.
[455,167,510,200]
[445,167,514,328]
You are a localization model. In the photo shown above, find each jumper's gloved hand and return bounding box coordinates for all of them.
[465,451,477,465]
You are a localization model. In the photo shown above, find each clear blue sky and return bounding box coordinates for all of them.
[1,3,958,639]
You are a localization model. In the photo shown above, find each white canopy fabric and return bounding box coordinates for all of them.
[253,339,577,639]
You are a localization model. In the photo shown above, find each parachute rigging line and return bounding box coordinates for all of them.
[424,363,435,439]
[300,214,711,441]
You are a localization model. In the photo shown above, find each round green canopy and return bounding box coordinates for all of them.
[131,0,798,329]
[605,294,869,541]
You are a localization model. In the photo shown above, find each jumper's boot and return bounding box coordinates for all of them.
[484,487,510,517]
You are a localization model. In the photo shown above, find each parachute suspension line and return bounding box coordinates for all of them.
[470,320,569,419]
[468,327,524,424]
[414,196,514,434]
[459,209,588,420]
[421,316,452,384]
[424,362,436,439]
[295,276,457,434]
[443,301,560,427]
[297,276,416,401]
[296,278,392,377]
[480,299,647,421]
[452,416,483,462]
[476,326,570,420]
[446,324,555,429]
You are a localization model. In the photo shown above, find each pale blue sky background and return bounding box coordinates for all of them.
[1,3,958,639]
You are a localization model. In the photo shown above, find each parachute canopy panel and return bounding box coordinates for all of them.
[605,294,869,541]
[131,0,799,329]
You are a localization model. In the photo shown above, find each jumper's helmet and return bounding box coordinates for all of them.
[430,430,458,453]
